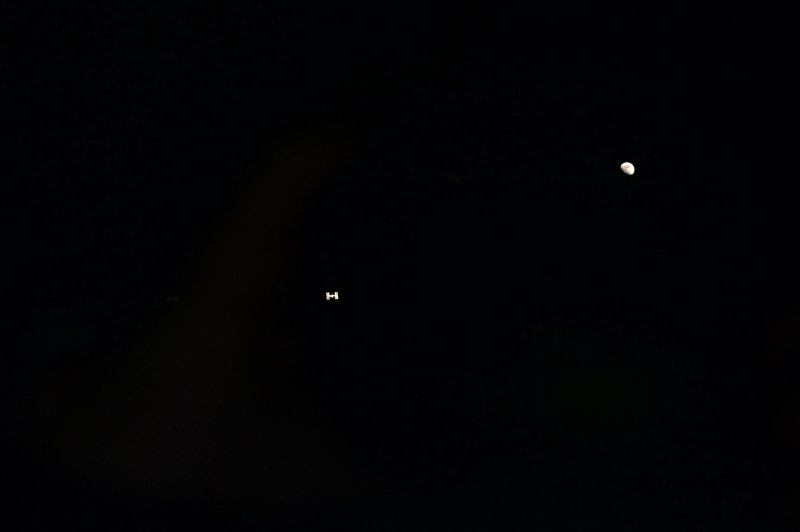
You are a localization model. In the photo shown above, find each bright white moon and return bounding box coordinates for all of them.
[620,162,635,175]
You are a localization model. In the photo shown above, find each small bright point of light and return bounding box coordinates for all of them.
[620,162,635,175]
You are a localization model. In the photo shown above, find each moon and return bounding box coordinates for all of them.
[620,162,635,175]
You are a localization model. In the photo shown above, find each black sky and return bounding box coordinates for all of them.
[1,1,798,530]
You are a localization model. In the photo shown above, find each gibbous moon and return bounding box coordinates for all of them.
[620,162,635,175]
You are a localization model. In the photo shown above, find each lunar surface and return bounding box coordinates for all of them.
[620,162,635,175]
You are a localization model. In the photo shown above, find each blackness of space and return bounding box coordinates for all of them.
[0,1,798,530]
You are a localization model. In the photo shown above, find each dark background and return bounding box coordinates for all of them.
[1,1,798,530]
